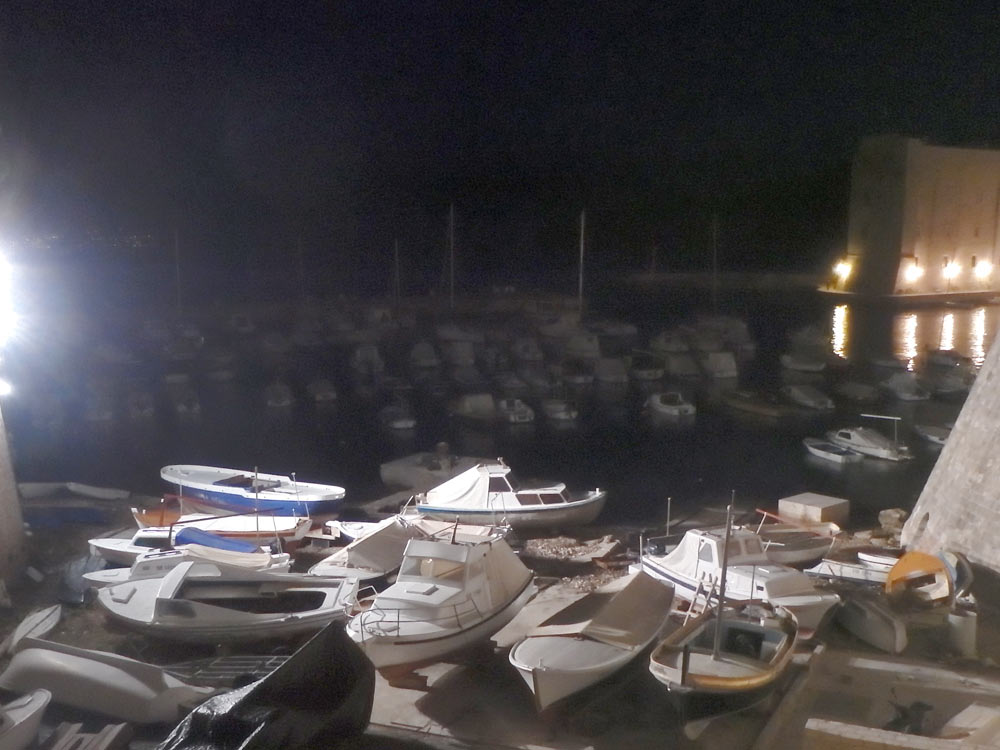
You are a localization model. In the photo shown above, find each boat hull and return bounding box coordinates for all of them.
[416,493,606,530]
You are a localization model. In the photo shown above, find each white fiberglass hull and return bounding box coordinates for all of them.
[349,580,536,669]
[416,493,606,530]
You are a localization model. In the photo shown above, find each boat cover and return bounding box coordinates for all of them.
[529,572,674,650]
[175,527,259,553]
[423,466,492,508]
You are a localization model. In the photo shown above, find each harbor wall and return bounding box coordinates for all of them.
[902,328,1000,567]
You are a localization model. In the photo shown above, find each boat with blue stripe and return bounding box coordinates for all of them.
[160,465,345,519]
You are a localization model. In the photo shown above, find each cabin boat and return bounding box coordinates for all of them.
[509,573,675,711]
[880,372,930,401]
[309,516,504,582]
[346,536,536,669]
[802,437,864,464]
[0,689,50,750]
[636,526,839,637]
[160,465,346,518]
[407,460,607,529]
[645,391,696,418]
[781,384,834,411]
[750,513,839,566]
[826,427,913,461]
[648,602,797,721]
[98,560,359,643]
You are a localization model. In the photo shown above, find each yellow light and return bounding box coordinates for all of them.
[940,312,954,351]
[831,305,848,359]
[834,260,852,282]
[975,260,993,279]
[943,261,961,280]
[903,262,924,283]
[971,307,986,367]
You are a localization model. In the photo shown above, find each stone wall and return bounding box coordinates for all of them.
[902,329,1000,568]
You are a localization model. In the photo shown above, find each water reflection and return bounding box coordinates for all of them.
[831,305,848,360]
[830,304,999,369]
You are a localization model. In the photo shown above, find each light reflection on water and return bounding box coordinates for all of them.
[829,304,999,368]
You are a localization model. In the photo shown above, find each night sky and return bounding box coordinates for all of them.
[2,2,998,293]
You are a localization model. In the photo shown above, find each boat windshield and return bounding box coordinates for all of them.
[400,556,465,584]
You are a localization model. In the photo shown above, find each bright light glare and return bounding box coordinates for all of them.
[834,260,852,282]
[943,261,961,280]
[975,260,993,279]
[0,380,12,397]
[971,307,986,368]
[903,262,924,283]
[940,312,954,351]
[831,305,848,359]
[0,257,16,346]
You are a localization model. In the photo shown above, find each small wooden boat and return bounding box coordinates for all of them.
[914,423,950,446]
[0,639,215,724]
[98,561,358,643]
[649,603,798,721]
[509,573,675,711]
[347,536,536,669]
[0,689,50,750]
[0,606,61,656]
[885,551,952,608]
[157,623,374,750]
[802,437,864,464]
[409,460,606,529]
[751,512,839,566]
[131,505,312,541]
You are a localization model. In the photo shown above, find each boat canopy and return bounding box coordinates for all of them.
[175,527,259,553]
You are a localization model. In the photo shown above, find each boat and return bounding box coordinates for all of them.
[509,572,675,711]
[0,606,61,656]
[870,355,908,370]
[833,381,880,403]
[496,397,535,424]
[645,391,696,417]
[540,398,578,423]
[663,352,701,378]
[781,384,834,411]
[924,348,974,370]
[0,689,50,750]
[649,330,690,356]
[826,426,913,461]
[378,449,486,491]
[750,512,839,566]
[511,337,545,363]
[636,526,839,637]
[804,549,893,586]
[264,380,295,408]
[157,622,374,750]
[723,390,797,419]
[84,541,292,587]
[448,392,496,422]
[780,352,826,372]
[160,465,346,518]
[880,372,930,401]
[697,351,738,380]
[346,535,536,669]
[0,638,216,723]
[309,516,503,582]
[594,357,629,385]
[97,560,359,643]
[914,423,951,445]
[629,354,665,381]
[884,550,953,608]
[379,400,417,430]
[648,602,798,721]
[834,589,908,654]
[802,437,864,464]
[407,459,607,529]
[132,506,311,540]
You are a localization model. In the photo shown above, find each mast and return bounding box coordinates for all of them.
[712,495,734,661]
[578,209,586,315]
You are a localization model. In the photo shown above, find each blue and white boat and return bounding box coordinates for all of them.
[160,465,345,519]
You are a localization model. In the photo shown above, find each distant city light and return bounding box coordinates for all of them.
[975,260,993,279]
[834,260,852,282]
[942,260,961,280]
[903,261,924,283]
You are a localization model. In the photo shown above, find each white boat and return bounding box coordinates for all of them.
[833,381,880,403]
[379,450,485,491]
[408,460,607,529]
[648,602,798,721]
[160,464,346,517]
[540,398,578,423]
[636,526,839,637]
[0,689,50,750]
[645,391,696,417]
[802,437,864,464]
[781,384,834,411]
[880,372,930,401]
[914,423,950,445]
[629,354,665,381]
[780,352,826,372]
[804,550,892,586]
[132,506,313,539]
[496,397,535,424]
[309,516,503,582]
[346,535,536,669]
[83,543,292,586]
[379,401,417,430]
[0,606,61,656]
[750,513,839,566]
[697,351,739,379]
[826,426,913,461]
[834,589,908,654]
[924,348,974,370]
[0,639,215,723]
[509,572,675,711]
[98,561,359,643]
[449,392,497,422]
